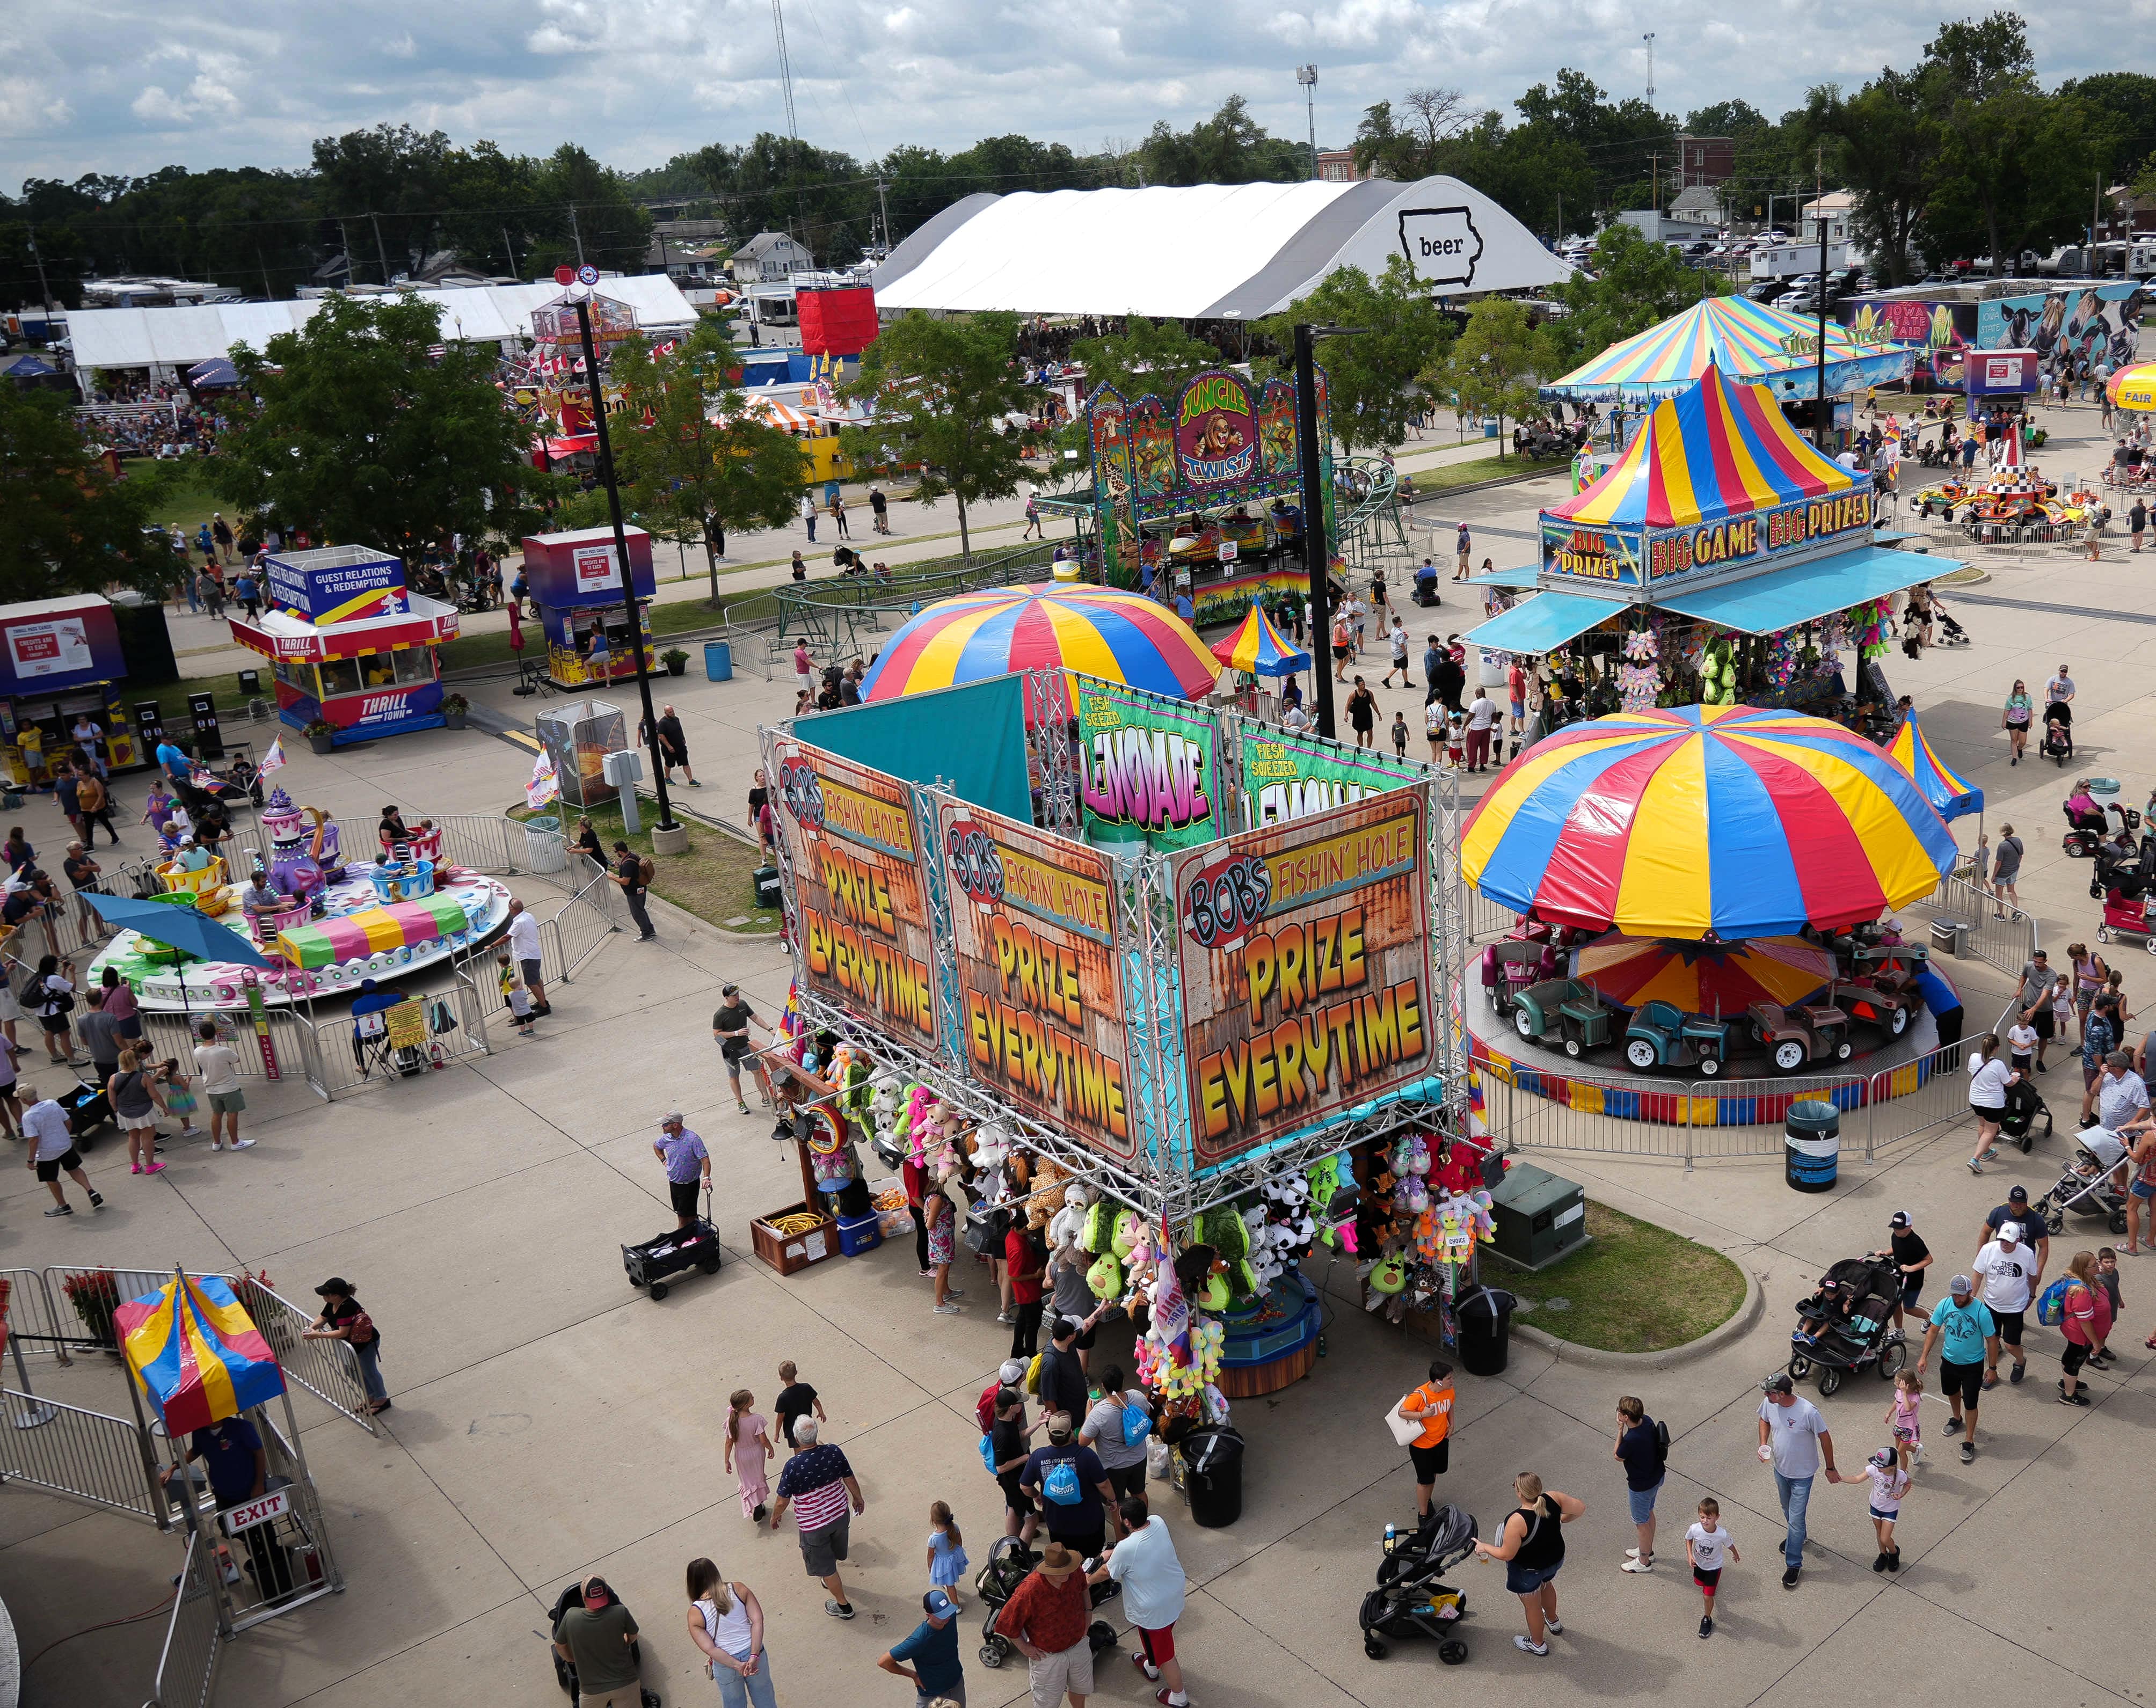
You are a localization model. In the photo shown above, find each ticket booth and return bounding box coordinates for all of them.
[0,594,148,786]
[520,526,658,689]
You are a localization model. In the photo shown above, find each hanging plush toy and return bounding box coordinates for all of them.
[1049,1184,1094,1251]
[1617,628,1660,712]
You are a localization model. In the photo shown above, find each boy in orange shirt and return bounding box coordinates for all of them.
[1399,1357,1455,1521]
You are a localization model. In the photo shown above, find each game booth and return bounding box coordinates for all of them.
[520,526,658,690]
[84,786,512,1010]
[731,654,1528,1513]
[1035,366,1335,626]
[0,594,153,786]
[227,546,460,746]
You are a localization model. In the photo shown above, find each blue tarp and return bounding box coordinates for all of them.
[1463,591,1621,653]
[1649,546,1955,634]
[795,673,1035,824]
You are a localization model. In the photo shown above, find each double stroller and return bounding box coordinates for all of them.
[1358,1504,1475,1665]
[2033,1128,2131,1237]
[1786,1254,1909,1396]
[973,1536,1120,1671]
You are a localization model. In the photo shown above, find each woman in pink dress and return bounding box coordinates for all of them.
[725,1389,773,1522]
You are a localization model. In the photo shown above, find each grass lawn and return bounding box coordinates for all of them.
[126,456,224,541]
[1412,450,1563,492]
[511,799,781,936]
[1495,1202,1747,1354]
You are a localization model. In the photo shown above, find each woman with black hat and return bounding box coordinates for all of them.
[303,1277,388,1414]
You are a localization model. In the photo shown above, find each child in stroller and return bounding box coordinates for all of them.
[971,1536,1119,1672]
[2032,1127,2131,1238]
[2042,700,2074,763]
[1358,1503,1476,1664]
[1788,1254,1910,1396]
[548,1576,661,1707]
[1998,1075,2053,1152]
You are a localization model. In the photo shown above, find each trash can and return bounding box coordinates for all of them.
[754,865,783,908]
[1454,1284,1517,1377]
[1785,1100,1840,1193]
[1180,1425,1244,1529]
[704,640,733,681]
[522,814,566,873]
[1929,917,1969,958]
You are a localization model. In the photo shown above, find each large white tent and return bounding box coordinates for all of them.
[65,278,700,375]
[872,178,1571,319]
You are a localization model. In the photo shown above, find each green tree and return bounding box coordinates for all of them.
[1805,78,1934,284]
[1067,317,1222,404]
[206,294,557,565]
[1253,257,1454,454]
[839,311,1043,559]
[1430,300,1550,459]
[695,135,870,261]
[608,325,811,600]
[0,390,183,599]
[1140,96,1306,186]
[1545,224,1723,375]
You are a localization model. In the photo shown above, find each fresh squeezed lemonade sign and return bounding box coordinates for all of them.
[1172,791,1433,1164]
[938,801,1135,1159]
[771,741,938,1047]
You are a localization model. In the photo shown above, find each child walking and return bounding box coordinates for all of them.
[1848,1446,1911,1571]
[1684,1497,1736,1639]
[725,1388,772,1523]
[927,1500,969,1605]
[1886,1369,1924,1473]
[1390,709,1410,760]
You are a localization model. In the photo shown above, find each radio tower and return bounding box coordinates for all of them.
[773,0,799,139]
[1642,32,1656,103]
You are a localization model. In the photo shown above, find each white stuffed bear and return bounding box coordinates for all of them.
[1048,1183,1094,1251]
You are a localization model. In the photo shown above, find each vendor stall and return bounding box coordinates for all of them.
[519,525,658,690]
[0,594,150,786]
[229,546,458,745]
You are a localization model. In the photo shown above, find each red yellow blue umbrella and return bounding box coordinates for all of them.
[1461,704,1958,939]
[1572,932,1837,1014]
[1209,604,1310,678]
[859,585,1221,702]
[1888,713,1982,821]
[115,1273,286,1433]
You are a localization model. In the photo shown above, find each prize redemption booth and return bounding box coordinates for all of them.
[752,667,1507,1470]
[520,526,658,690]
[1036,367,1336,625]
[1464,367,1960,733]
[231,546,458,746]
[0,595,152,785]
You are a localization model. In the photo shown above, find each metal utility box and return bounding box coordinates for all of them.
[1485,1162,1588,1272]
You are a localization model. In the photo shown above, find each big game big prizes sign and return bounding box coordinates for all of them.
[937,801,1135,1160]
[771,742,938,1049]
[1171,791,1434,1165]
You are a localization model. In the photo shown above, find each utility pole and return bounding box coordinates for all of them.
[1297,65,1320,180]
[1815,214,1831,453]
[1293,323,1336,739]
[26,233,53,313]
[369,211,392,286]
[257,248,273,301]
[337,220,356,288]
[773,0,799,140]
[570,206,586,268]
[876,177,891,258]
[502,225,520,279]
[1651,154,1658,211]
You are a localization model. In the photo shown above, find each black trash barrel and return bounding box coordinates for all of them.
[1455,1284,1518,1376]
[1784,1100,1840,1193]
[1181,1425,1245,1528]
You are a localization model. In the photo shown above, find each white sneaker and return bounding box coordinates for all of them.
[210,1142,223,1151]
[228,1138,256,1150]
[1621,1556,1654,1573]
[1623,1546,1643,1557]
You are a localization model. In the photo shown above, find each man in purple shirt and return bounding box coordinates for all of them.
[653,1111,709,1228]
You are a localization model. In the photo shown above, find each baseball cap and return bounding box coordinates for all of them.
[2007,1185,2029,1203]
[1949,1272,1975,1295]
[582,1575,614,1608]
[924,1589,957,1620]
[1999,1221,2022,1242]
[998,1360,1028,1385]
[1888,1211,1911,1229]
[1760,1373,1794,1395]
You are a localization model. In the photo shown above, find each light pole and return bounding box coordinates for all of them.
[1293,322,1367,740]
[1297,65,1320,180]
[570,289,677,835]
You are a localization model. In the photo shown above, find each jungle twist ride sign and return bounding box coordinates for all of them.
[936,800,1136,1162]
[770,741,939,1049]
[1170,790,1434,1166]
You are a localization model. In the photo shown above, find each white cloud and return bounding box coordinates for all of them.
[0,78,72,132]
[384,33,418,59]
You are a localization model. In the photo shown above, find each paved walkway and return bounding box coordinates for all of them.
[8,392,2154,1707]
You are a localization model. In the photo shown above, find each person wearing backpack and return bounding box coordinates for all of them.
[1613,1396,1669,1574]
[610,839,658,941]
[1079,1363,1155,1501]
[303,1276,389,1414]
[1020,1412,1118,1563]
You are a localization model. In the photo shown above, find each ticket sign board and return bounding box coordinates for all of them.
[770,741,939,1051]
[571,543,623,593]
[264,551,406,624]
[935,799,1135,1162]
[1169,790,1434,1166]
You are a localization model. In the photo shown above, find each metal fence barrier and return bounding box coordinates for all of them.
[148,1529,222,1708]
[300,968,492,1099]
[0,1385,167,1525]
[236,1275,377,1436]
[35,1267,235,1360]
[541,855,617,986]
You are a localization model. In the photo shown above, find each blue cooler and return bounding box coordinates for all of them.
[836,1211,883,1256]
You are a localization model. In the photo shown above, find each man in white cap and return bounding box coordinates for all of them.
[1917,1273,1997,1463]
[1971,1220,2041,1389]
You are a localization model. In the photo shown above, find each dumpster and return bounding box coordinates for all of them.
[522,814,566,873]
[704,640,733,682]
[1785,1100,1840,1192]
[1455,1284,1517,1377]
[1181,1424,1244,1528]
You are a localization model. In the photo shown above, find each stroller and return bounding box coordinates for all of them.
[1998,1075,2054,1152]
[1932,599,1971,646]
[1787,1254,1909,1396]
[1358,1503,1475,1665]
[972,1536,1120,1671]
[2033,1129,2131,1237]
[547,1580,660,1707]
[2042,702,2074,764]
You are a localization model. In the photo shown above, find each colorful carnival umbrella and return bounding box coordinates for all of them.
[2108,360,2156,413]
[1210,604,1310,678]
[1460,704,1959,939]
[1541,297,1913,404]
[115,1273,286,1433]
[1571,932,1837,1014]
[1888,713,1983,822]
[859,584,1221,702]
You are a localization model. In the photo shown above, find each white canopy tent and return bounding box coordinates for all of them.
[872,177,1572,319]
[65,278,700,378]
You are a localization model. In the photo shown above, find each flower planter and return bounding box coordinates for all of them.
[308,733,336,755]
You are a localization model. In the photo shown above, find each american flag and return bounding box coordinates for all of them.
[426,344,447,360]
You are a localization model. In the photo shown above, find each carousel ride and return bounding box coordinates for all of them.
[85,787,513,1011]
[1911,420,2102,534]
[1462,704,1964,1099]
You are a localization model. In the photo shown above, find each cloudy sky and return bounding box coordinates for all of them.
[0,0,2133,189]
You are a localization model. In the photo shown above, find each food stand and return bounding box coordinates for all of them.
[519,525,658,690]
[0,595,150,786]
[228,546,460,746]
